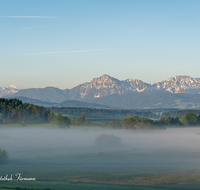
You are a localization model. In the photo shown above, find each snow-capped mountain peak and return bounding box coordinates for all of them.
[9,85,18,89]
[153,75,200,93]
[0,85,19,97]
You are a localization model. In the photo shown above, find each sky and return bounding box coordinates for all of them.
[1,0,200,89]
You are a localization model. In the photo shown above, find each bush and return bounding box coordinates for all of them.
[95,134,122,147]
[0,148,9,164]
[56,113,71,128]
[21,120,26,127]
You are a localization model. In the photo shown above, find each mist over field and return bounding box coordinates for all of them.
[1,126,200,179]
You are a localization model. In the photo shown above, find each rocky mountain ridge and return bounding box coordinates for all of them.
[64,75,158,100]
[2,75,200,109]
[153,76,200,94]
[64,75,200,100]
[2,75,200,99]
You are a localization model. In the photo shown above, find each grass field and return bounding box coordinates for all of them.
[1,126,200,189]
[1,170,200,190]
[0,181,179,190]
[55,112,122,123]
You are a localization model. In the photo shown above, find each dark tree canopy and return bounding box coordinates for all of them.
[185,113,198,125]
[121,115,161,130]
[0,98,49,124]
[56,113,71,128]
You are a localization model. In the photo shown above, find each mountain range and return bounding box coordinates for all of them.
[2,75,200,109]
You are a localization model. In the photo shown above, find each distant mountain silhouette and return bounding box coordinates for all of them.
[4,96,112,109]
[2,75,200,109]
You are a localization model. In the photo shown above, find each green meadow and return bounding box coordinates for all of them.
[1,126,200,189]
[56,112,118,123]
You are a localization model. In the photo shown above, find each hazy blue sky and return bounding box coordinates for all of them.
[1,0,200,89]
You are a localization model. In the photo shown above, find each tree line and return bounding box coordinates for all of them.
[164,109,200,119]
[0,98,71,127]
[101,113,200,129]
[1,98,200,129]
[0,98,49,124]
[46,107,158,119]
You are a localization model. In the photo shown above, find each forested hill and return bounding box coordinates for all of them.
[0,98,49,124]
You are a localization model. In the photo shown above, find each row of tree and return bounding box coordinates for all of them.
[48,111,98,128]
[0,98,72,128]
[101,116,165,130]
[158,113,200,126]
[101,113,200,129]
[166,109,200,118]
[0,98,92,128]
[1,98,200,129]
[0,98,49,124]
[47,107,158,119]
[48,110,71,128]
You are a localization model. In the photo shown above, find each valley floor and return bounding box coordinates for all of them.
[1,126,200,189]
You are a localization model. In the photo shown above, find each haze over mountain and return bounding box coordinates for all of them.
[12,87,70,103]
[2,75,200,109]
[5,96,111,109]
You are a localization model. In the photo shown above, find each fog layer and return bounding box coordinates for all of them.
[1,126,200,178]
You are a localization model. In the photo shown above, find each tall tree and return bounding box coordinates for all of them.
[56,113,71,128]
[185,113,197,125]
[181,115,188,126]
